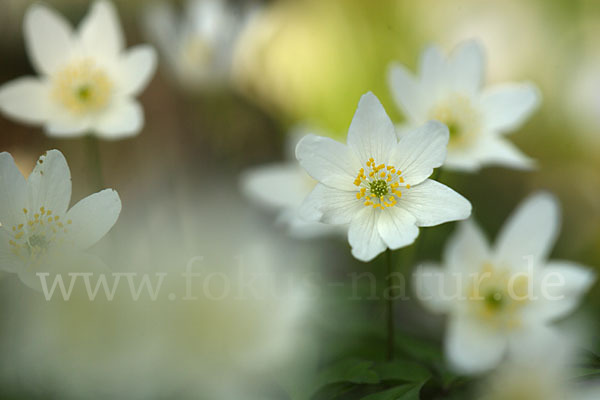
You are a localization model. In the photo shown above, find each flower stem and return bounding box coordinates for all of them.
[385,248,395,361]
[84,134,104,190]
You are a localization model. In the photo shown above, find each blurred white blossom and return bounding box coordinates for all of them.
[143,0,258,91]
[414,192,595,374]
[0,150,121,290]
[0,1,157,139]
[242,127,343,238]
[388,41,540,172]
[296,92,471,261]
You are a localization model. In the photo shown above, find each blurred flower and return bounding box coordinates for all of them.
[414,192,595,374]
[241,127,343,238]
[477,334,600,400]
[296,92,471,261]
[0,149,121,289]
[388,41,540,171]
[143,0,257,91]
[0,186,313,399]
[0,1,157,139]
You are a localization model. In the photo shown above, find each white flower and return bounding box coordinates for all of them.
[477,334,600,400]
[388,40,540,171]
[242,129,343,238]
[0,150,121,289]
[414,192,596,374]
[296,92,472,262]
[143,0,256,90]
[0,1,157,139]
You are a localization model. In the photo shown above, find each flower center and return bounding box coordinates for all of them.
[354,158,411,210]
[52,59,113,115]
[429,94,482,148]
[7,206,72,263]
[467,263,530,330]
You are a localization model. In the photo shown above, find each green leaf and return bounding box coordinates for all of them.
[374,360,431,383]
[316,358,380,388]
[360,383,421,400]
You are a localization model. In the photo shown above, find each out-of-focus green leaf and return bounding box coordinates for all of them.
[315,358,380,388]
[374,360,431,383]
[360,383,422,400]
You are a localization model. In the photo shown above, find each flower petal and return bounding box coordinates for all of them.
[27,150,72,217]
[242,163,311,210]
[445,315,507,374]
[0,78,51,124]
[525,261,595,323]
[94,98,143,139]
[391,120,449,185]
[0,228,21,273]
[45,113,92,137]
[296,134,359,191]
[481,83,541,133]
[298,184,362,225]
[413,263,455,314]
[348,207,386,262]
[494,192,560,270]
[377,206,418,250]
[388,62,424,121]
[119,45,157,96]
[444,220,490,274]
[0,152,28,229]
[471,136,536,170]
[347,92,397,164]
[79,0,124,58]
[65,189,121,249]
[449,40,484,95]
[399,180,471,227]
[419,45,447,96]
[24,3,74,75]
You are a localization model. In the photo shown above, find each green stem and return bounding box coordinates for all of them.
[385,248,395,361]
[84,134,104,190]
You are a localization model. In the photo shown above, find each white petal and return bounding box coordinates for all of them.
[481,83,541,133]
[24,3,74,75]
[376,206,418,250]
[94,98,143,139]
[526,261,595,323]
[241,163,311,210]
[0,228,21,273]
[494,192,560,269]
[119,45,157,96]
[387,62,423,121]
[391,120,449,185]
[449,40,485,95]
[45,112,92,137]
[419,45,447,95]
[296,134,359,191]
[0,78,51,124]
[445,315,507,374]
[0,152,28,229]
[444,220,490,274]
[65,189,121,249]
[27,150,72,217]
[413,263,455,314]
[79,0,124,58]
[298,184,362,225]
[347,92,397,164]
[471,136,536,170]
[399,180,471,227]
[348,207,386,262]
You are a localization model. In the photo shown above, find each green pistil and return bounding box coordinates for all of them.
[369,180,389,197]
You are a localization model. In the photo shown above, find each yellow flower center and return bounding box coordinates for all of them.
[52,59,113,115]
[429,94,482,148]
[467,263,530,330]
[354,158,411,210]
[8,206,72,263]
